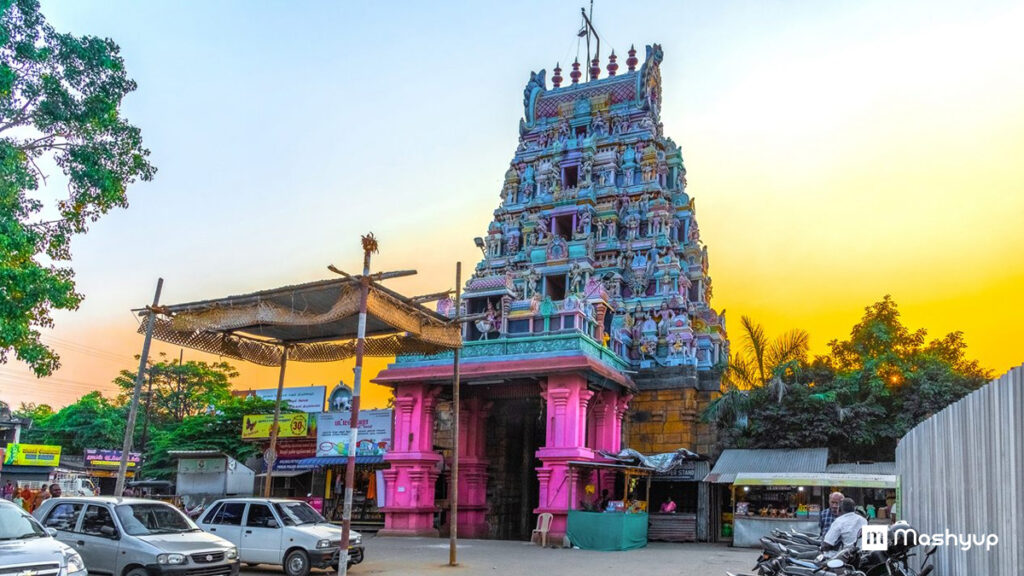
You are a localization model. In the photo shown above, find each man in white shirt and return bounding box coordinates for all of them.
[823,498,867,550]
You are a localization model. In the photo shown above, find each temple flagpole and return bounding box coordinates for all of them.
[340,233,377,576]
[449,261,462,566]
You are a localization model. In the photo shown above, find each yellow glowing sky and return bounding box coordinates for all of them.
[2,1,1023,409]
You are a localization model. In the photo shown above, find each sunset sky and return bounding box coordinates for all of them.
[2,1,1023,410]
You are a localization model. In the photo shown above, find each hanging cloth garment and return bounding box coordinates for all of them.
[366,470,377,500]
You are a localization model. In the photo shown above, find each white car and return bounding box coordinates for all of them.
[0,499,87,576]
[197,498,363,576]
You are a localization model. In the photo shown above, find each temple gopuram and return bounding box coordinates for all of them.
[375,44,728,543]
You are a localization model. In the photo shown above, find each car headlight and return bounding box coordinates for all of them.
[157,553,187,565]
[350,535,361,546]
[226,547,238,560]
[64,550,86,575]
[316,539,332,549]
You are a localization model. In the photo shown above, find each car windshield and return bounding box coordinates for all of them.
[0,504,47,540]
[273,502,326,526]
[116,503,198,535]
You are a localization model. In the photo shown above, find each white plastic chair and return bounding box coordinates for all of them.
[532,512,553,547]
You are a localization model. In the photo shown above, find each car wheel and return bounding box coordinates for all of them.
[284,550,310,576]
[125,568,149,576]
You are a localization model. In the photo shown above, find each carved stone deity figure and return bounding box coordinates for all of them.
[535,214,551,244]
[592,114,607,137]
[523,267,541,299]
[650,212,664,237]
[688,217,700,243]
[568,262,585,294]
[625,211,641,240]
[576,208,592,237]
[585,234,595,258]
[603,218,617,241]
[656,301,675,335]
[547,235,568,260]
[670,215,682,242]
[581,158,593,187]
[639,192,651,217]
[505,232,520,256]
[475,300,500,340]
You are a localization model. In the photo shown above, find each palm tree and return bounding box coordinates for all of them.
[703,316,811,431]
[723,316,810,393]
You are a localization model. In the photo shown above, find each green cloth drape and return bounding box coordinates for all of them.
[566,510,648,551]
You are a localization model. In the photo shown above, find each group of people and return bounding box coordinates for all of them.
[818,491,868,550]
[1,480,62,512]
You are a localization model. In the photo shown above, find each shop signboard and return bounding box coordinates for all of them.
[276,438,316,459]
[85,449,142,468]
[242,413,313,439]
[178,458,226,474]
[3,443,61,467]
[316,409,392,457]
[246,386,326,413]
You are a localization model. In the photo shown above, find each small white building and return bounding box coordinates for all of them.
[169,450,254,502]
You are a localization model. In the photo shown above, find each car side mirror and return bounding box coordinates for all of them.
[47,528,58,537]
[100,525,119,539]
[266,519,278,529]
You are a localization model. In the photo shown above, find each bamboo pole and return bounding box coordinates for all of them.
[449,262,462,566]
[116,278,163,497]
[263,347,289,497]
[339,234,377,576]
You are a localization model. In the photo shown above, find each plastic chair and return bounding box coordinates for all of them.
[532,512,553,547]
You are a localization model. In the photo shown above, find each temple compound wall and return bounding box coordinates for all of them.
[373,43,728,542]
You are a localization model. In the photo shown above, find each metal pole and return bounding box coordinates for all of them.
[340,234,377,576]
[116,278,163,497]
[449,262,462,566]
[138,370,155,470]
[263,347,289,497]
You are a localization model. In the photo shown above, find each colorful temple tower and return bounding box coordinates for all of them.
[375,44,728,542]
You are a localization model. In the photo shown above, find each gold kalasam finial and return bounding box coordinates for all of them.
[361,232,379,254]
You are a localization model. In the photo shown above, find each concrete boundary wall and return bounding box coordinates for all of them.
[896,364,1023,575]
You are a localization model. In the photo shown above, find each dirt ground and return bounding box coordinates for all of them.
[240,537,757,576]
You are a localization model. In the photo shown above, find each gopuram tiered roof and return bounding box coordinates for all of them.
[383,44,728,392]
[458,45,728,379]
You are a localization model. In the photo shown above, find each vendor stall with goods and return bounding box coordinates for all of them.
[566,461,653,551]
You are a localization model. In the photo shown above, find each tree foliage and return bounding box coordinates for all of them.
[705,296,990,461]
[17,391,124,453]
[114,354,238,423]
[0,0,155,376]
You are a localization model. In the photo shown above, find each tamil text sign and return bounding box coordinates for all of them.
[85,449,142,468]
[247,386,326,413]
[3,443,61,467]
[316,409,392,457]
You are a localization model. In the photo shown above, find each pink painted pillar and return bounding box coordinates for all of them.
[445,397,491,538]
[380,383,443,537]
[535,374,597,541]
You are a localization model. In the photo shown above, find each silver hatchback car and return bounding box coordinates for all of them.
[33,497,239,576]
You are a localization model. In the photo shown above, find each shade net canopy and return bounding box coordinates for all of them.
[137,277,461,366]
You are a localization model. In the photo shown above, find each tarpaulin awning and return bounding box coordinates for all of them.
[733,472,897,489]
[138,277,461,367]
[297,455,385,467]
[599,448,706,474]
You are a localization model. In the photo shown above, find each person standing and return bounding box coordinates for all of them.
[823,497,868,550]
[32,485,51,511]
[820,491,844,538]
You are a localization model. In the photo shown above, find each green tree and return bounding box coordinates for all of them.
[19,391,125,453]
[114,355,239,423]
[142,394,280,479]
[0,0,155,376]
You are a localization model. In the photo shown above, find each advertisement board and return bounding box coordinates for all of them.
[3,443,62,467]
[246,386,326,413]
[85,449,142,468]
[316,409,392,457]
[242,413,313,439]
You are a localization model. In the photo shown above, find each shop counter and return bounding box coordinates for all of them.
[566,510,648,551]
[733,516,819,548]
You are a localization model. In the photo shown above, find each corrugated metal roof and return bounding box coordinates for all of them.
[703,448,828,483]
[826,462,897,475]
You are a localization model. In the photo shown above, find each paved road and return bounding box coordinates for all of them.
[240,537,756,576]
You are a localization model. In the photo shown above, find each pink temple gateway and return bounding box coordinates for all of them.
[374,43,728,543]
